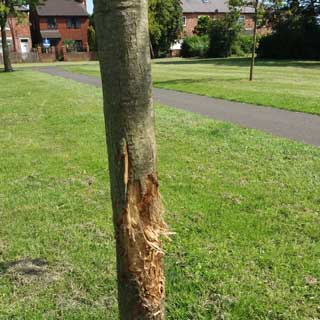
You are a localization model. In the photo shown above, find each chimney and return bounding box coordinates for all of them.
[76,0,86,6]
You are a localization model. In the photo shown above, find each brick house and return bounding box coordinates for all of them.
[0,6,32,56]
[182,0,255,36]
[30,0,89,57]
[169,0,256,56]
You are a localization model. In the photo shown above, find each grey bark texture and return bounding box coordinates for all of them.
[93,0,166,319]
[1,15,13,72]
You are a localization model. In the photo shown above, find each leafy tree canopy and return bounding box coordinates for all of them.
[194,16,211,36]
[149,0,182,57]
[0,0,41,72]
[0,0,41,24]
[207,0,244,57]
[265,0,320,26]
[90,1,182,57]
[258,0,320,59]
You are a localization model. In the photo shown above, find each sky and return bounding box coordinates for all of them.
[87,0,93,14]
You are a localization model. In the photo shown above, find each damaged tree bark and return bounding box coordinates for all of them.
[94,0,166,318]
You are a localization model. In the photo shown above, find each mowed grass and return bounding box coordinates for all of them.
[64,58,320,115]
[1,70,320,319]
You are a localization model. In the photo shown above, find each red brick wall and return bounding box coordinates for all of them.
[182,13,255,36]
[64,51,98,62]
[38,16,89,52]
[3,14,32,53]
[243,15,255,30]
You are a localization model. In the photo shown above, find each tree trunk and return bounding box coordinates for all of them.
[250,0,258,81]
[8,17,17,53]
[94,0,166,319]
[1,16,13,72]
[150,40,155,59]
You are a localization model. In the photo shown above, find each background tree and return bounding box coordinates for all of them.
[0,0,40,72]
[248,0,267,80]
[194,15,211,36]
[258,0,320,59]
[7,14,16,51]
[0,0,13,71]
[87,14,97,52]
[149,0,182,57]
[208,3,242,58]
[94,0,167,318]
[250,0,260,81]
[87,1,182,57]
[181,34,209,57]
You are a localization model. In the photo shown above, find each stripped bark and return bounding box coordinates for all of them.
[94,0,166,318]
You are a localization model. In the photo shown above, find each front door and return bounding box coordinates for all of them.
[20,38,30,59]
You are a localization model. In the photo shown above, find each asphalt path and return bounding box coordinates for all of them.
[37,66,320,148]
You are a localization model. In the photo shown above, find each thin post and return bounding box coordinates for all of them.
[250,0,258,81]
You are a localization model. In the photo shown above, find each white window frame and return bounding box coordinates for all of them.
[0,38,13,50]
[239,15,245,25]
[19,37,30,43]
[182,16,187,27]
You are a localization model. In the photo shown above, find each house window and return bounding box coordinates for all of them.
[74,40,83,51]
[67,17,81,29]
[47,17,57,29]
[182,16,187,27]
[0,39,13,51]
[64,40,83,52]
[239,15,245,25]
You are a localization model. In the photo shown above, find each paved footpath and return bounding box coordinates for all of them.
[37,66,320,148]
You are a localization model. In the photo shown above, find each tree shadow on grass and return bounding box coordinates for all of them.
[154,77,246,87]
[0,69,21,74]
[0,258,67,287]
[154,57,320,69]
[0,258,48,277]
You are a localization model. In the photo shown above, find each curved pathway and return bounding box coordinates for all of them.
[37,66,320,148]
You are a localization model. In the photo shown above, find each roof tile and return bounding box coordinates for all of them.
[36,0,88,16]
[182,0,254,13]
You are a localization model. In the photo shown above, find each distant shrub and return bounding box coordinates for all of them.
[181,35,209,57]
[88,26,97,52]
[194,16,212,36]
[257,16,320,59]
[232,34,260,56]
[63,39,76,52]
[208,15,241,58]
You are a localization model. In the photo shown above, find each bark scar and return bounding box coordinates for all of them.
[122,176,166,317]
[120,175,167,319]
[123,141,129,191]
[118,141,167,318]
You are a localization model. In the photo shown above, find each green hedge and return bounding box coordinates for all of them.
[232,34,260,56]
[208,18,240,58]
[181,35,209,58]
[257,16,320,59]
[181,34,257,58]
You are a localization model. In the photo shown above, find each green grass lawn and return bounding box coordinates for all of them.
[12,61,97,69]
[63,58,320,115]
[1,70,320,319]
